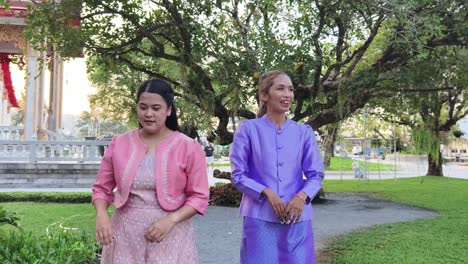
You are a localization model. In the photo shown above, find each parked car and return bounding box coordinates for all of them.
[352,146,363,155]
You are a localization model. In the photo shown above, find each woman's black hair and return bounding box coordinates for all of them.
[136,79,179,131]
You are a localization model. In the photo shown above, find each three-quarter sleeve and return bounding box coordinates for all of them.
[300,125,325,204]
[230,122,267,200]
[184,140,210,215]
[92,137,117,205]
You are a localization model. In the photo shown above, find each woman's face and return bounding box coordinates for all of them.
[137,92,171,135]
[261,74,294,114]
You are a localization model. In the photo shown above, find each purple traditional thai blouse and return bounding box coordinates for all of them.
[230,115,324,223]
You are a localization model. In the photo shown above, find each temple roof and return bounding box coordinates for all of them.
[0,1,30,18]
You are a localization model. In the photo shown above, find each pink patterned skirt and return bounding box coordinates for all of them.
[100,155,199,264]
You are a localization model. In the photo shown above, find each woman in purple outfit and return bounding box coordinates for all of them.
[230,70,324,264]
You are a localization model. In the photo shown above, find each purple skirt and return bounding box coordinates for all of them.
[240,217,315,264]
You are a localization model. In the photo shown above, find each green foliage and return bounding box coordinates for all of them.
[0,192,91,203]
[23,0,468,144]
[371,47,468,175]
[412,128,440,165]
[86,55,146,126]
[452,129,464,138]
[0,206,22,231]
[24,0,83,57]
[214,182,227,187]
[0,231,98,263]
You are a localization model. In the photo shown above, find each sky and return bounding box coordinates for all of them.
[62,58,94,115]
[12,57,94,116]
[459,117,468,138]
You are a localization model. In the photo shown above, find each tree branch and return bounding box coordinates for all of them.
[99,2,166,53]
[311,0,326,97]
[114,55,188,90]
[161,0,192,62]
[343,14,385,77]
[236,108,256,120]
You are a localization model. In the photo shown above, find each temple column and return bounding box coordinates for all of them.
[24,45,45,140]
[0,81,4,124]
[36,52,45,139]
[47,50,63,133]
[56,56,63,130]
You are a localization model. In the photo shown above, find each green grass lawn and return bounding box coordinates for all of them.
[213,157,395,171]
[323,177,468,264]
[0,202,98,236]
[327,156,395,171]
[212,162,231,167]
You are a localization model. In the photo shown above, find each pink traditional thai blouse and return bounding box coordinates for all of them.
[92,129,209,214]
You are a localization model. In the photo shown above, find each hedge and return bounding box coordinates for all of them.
[0,187,325,206]
[0,192,91,203]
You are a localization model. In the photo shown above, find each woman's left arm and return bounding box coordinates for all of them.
[183,140,210,214]
[285,126,324,223]
[144,205,197,243]
[300,125,325,203]
[145,140,209,243]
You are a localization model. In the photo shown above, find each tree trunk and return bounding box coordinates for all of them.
[427,151,443,176]
[322,124,338,168]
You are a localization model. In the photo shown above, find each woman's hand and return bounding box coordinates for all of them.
[144,216,177,243]
[262,188,286,221]
[285,192,306,224]
[95,212,114,245]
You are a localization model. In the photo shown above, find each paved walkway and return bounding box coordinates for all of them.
[193,193,437,264]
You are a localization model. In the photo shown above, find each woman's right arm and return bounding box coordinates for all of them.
[94,198,114,245]
[230,122,286,219]
[230,123,286,219]
[92,138,117,245]
[230,122,267,200]
[92,138,117,205]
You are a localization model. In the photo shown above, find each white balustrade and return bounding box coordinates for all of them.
[0,126,23,140]
[0,140,110,163]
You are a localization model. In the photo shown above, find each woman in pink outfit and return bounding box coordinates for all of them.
[92,79,209,264]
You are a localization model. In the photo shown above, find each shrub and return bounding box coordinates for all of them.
[209,184,326,206]
[0,192,91,203]
[312,188,326,203]
[0,206,22,231]
[453,129,464,138]
[213,169,231,180]
[0,230,98,263]
[209,183,243,207]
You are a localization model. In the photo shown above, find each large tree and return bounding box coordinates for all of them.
[372,47,468,176]
[22,0,467,144]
